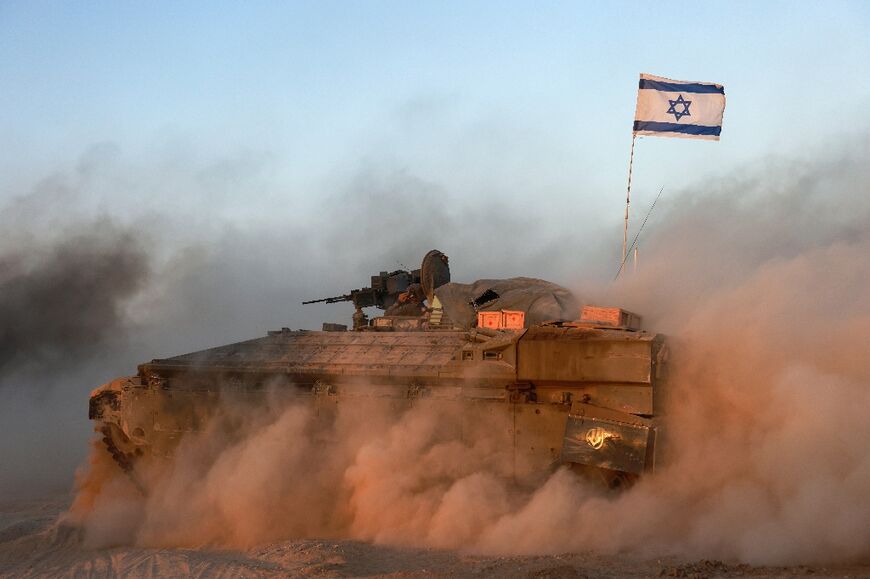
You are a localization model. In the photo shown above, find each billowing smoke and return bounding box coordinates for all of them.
[0,182,154,498]
[0,149,163,498]
[0,222,148,379]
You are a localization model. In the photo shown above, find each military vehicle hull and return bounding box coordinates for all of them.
[90,322,667,488]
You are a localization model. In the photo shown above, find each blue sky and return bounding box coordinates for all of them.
[2,1,870,239]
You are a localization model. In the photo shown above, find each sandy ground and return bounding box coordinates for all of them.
[1,496,869,578]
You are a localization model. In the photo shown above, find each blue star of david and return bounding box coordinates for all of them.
[666,94,692,121]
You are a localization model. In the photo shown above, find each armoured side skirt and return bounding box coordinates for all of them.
[91,374,657,478]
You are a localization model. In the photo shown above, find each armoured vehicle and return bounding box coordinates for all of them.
[89,250,667,489]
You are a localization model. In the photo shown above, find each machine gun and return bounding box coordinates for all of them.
[302,250,450,330]
[302,294,354,305]
[302,277,409,311]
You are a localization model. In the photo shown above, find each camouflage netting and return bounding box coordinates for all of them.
[434,277,580,329]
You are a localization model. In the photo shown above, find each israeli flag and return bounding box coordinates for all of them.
[633,73,726,140]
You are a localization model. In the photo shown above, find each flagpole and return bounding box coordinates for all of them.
[621,134,637,275]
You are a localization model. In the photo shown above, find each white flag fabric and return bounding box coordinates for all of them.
[633,73,726,140]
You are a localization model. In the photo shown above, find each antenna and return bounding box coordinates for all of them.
[615,186,664,280]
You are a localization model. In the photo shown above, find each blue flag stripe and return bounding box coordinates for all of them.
[638,79,724,94]
[633,121,722,136]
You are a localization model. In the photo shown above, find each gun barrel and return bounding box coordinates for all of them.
[302,294,353,305]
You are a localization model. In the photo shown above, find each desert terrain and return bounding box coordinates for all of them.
[3,494,869,578]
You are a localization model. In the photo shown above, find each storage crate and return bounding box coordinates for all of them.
[477,311,503,329]
[321,322,347,332]
[373,317,393,328]
[477,310,525,330]
[580,306,642,330]
[501,310,525,329]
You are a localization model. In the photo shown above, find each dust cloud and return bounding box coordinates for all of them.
[588,145,870,564]
[68,140,870,566]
